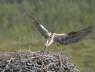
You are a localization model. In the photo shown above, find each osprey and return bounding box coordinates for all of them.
[32,18,92,48]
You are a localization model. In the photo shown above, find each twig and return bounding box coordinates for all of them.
[1,57,15,72]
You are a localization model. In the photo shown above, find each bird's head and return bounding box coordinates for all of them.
[48,32,56,38]
[44,32,56,48]
[48,32,52,37]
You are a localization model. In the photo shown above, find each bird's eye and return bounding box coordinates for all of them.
[50,36,52,38]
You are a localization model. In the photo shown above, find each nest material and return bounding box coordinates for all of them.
[0,50,80,72]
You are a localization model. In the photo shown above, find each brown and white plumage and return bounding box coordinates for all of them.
[55,26,92,45]
[32,18,92,48]
[32,17,51,38]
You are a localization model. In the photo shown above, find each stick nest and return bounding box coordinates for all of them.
[0,50,80,72]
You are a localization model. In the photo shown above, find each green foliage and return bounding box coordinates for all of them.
[0,0,95,72]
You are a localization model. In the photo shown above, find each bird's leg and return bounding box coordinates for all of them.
[44,36,54,54]
[43,40,48,54]
[55,44,63,70]
[43,40,49,54]
[55,43,61,51]
[57,45,64,70]
[44,45,48,54]
[55,43,62,68]
[54,43,64,71]
[60,45,63,53]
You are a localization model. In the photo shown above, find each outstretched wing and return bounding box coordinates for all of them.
[55,26,92,45]
[32,17,50,38]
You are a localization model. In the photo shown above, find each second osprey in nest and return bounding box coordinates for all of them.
[32,18,92,48]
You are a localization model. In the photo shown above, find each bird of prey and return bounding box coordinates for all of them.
[32,18,92,48]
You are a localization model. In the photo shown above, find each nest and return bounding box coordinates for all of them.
[0,50,80,72]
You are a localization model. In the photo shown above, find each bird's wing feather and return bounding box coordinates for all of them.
[32,18,50,38]
[55,33,67,38]
[55,26,92,45]
[39,24,49,33]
